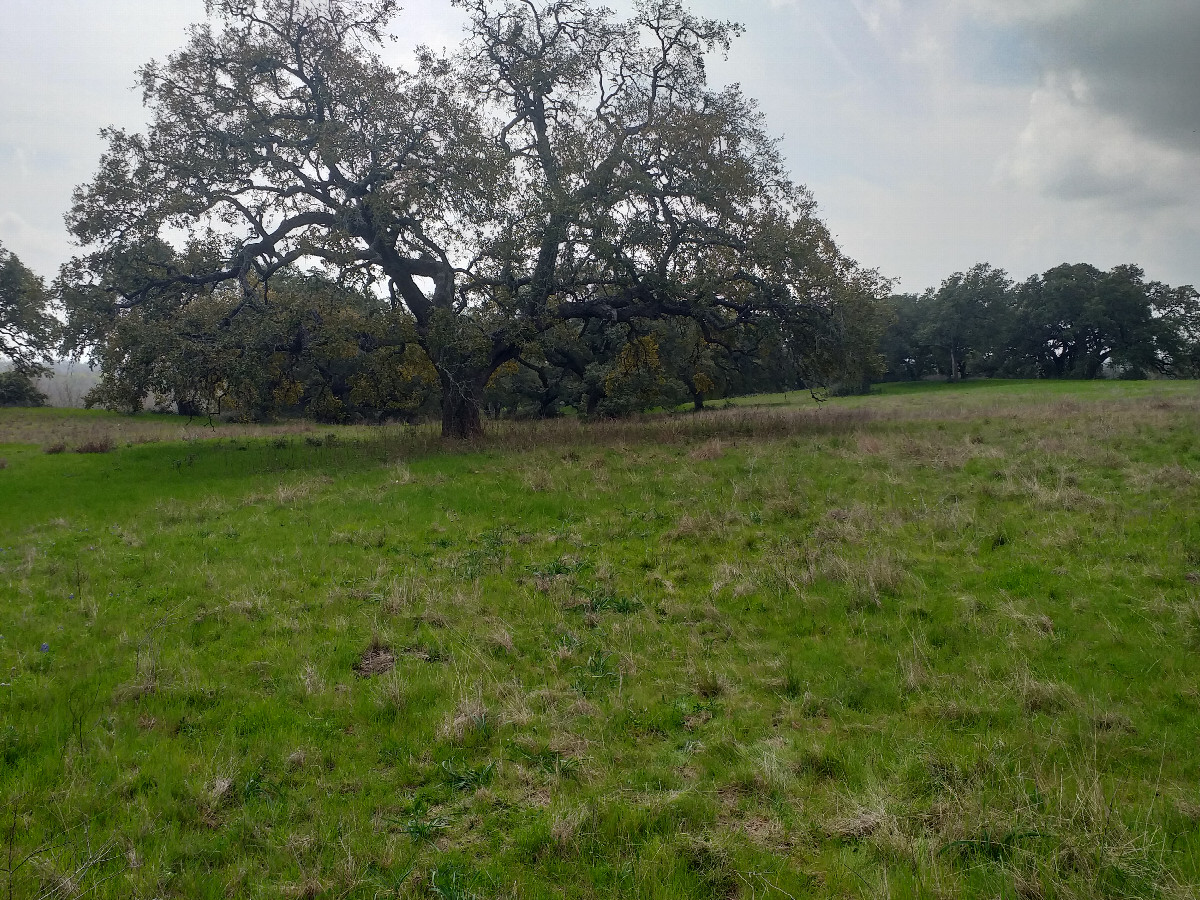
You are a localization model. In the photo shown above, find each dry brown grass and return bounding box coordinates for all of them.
[242,475,333,508]
[5,384,1198,465]
[439,695,492,744]
[1017,674,1075,715]
[0,408,328,448]
[826,804,889,840]
[689,437,726,460]
[487,626,515,654]
[74,435,116,453]
[1001,600,1057,637]
[0,400,868,457]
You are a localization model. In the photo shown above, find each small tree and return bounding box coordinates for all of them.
[917,263,1013,381]
[1,242,56,377]
[0,243,56,408]
[0,372,47,407]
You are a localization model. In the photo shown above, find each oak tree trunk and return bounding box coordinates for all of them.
[438,369,485,439]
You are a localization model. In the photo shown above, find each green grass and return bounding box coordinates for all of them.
[2,380,1199,898]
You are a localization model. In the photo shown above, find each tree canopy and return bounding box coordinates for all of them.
[62,0,886,434]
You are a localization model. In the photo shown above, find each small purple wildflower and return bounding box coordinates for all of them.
[39,643,50,653]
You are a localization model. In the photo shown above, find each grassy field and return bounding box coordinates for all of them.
[2,380,1199,899]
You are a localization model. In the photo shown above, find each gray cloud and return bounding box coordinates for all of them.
[1033,1,1200,153]
[1000,69,1200,210]
[971,0,1200,222]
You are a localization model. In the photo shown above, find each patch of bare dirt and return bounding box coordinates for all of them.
[353,641,396,677]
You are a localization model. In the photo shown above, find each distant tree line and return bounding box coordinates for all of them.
[880,262,1200,383]
[6,244,1199,418]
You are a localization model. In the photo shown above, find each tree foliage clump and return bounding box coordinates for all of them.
[0,371,48,407]
[74,265,438,420]
[1,242,56,375]
[61,0,888,434]
[881,262,1200,382]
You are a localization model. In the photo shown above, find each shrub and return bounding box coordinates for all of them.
[74,436,116,454]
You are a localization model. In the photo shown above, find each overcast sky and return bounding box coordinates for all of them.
[2,0,1197,293]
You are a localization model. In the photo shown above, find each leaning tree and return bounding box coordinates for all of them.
[64,0,882,436]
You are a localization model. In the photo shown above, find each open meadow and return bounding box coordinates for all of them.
[1,380,1199,899]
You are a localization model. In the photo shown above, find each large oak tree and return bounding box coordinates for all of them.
[64,0,881,436]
